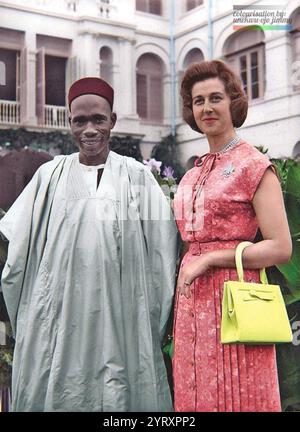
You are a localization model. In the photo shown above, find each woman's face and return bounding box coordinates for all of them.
[191,77,234,137]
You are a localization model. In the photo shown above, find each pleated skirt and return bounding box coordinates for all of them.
[172,249,282,412]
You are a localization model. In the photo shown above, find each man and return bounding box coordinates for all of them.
[0,77,177,412]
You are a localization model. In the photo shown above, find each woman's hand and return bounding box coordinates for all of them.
[177,254,211,299]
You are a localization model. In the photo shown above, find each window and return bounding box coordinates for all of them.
[36,35,72,126]
[136,0,162,16]
[45,56,67,106]
[97,0,111,18]
[100,47,113,86]
[178,48,204,117]
[0,48,18,101]
[292,141,300,158]
[183,48,204,69]
[186,0,203,12]
[0,61,6,86]
[136,54,164,122]
[66,1,77,12]
[224,29,265,101]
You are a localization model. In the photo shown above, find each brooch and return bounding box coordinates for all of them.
[221,164,235,177]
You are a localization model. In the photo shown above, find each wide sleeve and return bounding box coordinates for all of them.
[0,156,66,336]
[128,161,178,342]
[242,153,276,202]
[0,172,40,242]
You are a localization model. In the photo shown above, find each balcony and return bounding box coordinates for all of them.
[44,105,69,129]
[0,100,20,125]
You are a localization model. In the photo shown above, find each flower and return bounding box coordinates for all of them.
[162,165,175,179]
[143,158,162,174]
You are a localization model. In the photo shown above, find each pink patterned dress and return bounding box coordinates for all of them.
[172,140,282,412]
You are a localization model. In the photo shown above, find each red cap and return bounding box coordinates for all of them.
[68,77,114,110]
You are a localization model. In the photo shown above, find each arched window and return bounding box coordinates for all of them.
[292,141,300,159]
[290,9,300,90]
[100,46,113,86]
[224,29,265,101]
[183,48,204,69]
[0,49,18,100]
[136,0,162,16]
[186,0,203,12]
[136,53,164,123]
[0,61,6,86]
[178,48,204,118]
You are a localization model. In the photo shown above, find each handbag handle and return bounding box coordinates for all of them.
[235,241,268,284]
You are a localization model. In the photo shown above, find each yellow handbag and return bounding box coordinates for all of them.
[221,241,293,344]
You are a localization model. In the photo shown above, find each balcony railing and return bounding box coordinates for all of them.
[0,100,20,125]
[44,105,69,129]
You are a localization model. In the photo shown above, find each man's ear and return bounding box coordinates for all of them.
[110,112,117,129]
[68,103,72,125]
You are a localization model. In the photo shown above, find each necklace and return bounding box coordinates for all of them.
[215,135,241,154]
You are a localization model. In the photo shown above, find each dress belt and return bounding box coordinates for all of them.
[188,240,242,255]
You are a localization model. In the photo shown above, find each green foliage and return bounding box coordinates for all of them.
[109,135,143,162]
[276,301,300,411]
[149,167,178,201]
[151,134,185,181]
[271,160,300,305]
[0,344,13,388]
[0,129,144,161]
[0,127,76,154]
[267,158,300,412]
[162,338,174,359]
[271,159,299,195]
[255,145,268,155]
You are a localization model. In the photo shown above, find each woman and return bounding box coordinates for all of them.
[172,60,292,412]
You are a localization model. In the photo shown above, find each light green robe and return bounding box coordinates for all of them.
[0,151,177,412]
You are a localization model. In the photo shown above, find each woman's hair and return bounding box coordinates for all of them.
[180,60,248,133]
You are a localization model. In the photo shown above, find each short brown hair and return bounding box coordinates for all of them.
[180,60,248,133]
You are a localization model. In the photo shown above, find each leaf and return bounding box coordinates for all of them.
[276,163,300,305]
[162,339,174,359]
[284,164,300,236]
[276,301,300,411]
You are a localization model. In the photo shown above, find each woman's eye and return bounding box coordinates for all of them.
[211,96,222,102]
[194,99,204,105]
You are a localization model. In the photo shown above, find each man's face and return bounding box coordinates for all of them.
[69,94,116,164]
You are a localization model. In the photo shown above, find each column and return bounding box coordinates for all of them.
[163,72,172,126]
[79,33,96,76]
[117,37,137,118]
[23,31,37,126]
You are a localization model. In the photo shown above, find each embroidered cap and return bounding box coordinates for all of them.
[68,77,114,110]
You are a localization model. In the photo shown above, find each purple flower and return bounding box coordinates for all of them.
[143,158,162,174]
[162,165,175,179]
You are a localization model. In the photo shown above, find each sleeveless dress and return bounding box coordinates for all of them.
[172,140,282,412]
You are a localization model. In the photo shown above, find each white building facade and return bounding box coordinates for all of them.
[0,0,299,165]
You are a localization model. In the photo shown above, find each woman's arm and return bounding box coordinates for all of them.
[178,168,292,298]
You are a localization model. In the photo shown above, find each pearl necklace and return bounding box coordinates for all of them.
[215,135,241,154]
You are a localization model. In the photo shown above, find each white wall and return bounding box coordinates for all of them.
[0,0,299,163]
